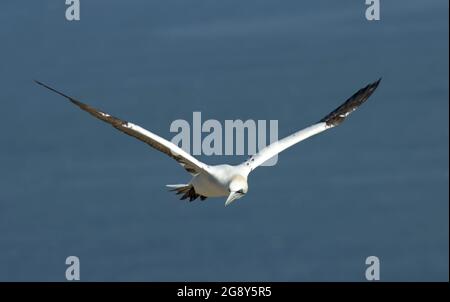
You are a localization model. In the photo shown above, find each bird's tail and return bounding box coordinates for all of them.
[166,184,207,202]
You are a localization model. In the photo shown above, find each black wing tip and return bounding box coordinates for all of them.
[34,79,52,91]
[361,77,381,97]
[369,77,382,90]
[34,80,80,105]
[359,77,382,94]
[320,78,381,127]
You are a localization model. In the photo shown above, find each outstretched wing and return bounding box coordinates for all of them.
[35,81,209,175]
[242,79,381,172]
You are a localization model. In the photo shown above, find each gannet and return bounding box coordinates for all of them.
[35,79,381,206]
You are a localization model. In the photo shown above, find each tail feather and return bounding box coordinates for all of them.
[166,184,188,190]
[166,184,207,202]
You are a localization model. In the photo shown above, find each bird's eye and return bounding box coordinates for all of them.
[237,189,244,194]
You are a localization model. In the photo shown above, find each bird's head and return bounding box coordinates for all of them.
[225,175,248,206]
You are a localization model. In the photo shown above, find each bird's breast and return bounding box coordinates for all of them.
[191,172,229,197]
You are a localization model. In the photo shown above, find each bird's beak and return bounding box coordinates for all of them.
[225,192,242,207]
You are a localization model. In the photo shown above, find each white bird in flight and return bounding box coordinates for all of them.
[35,79,381,206]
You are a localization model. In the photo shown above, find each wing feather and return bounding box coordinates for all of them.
[35,81,208,175]
[242,79,381,172]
